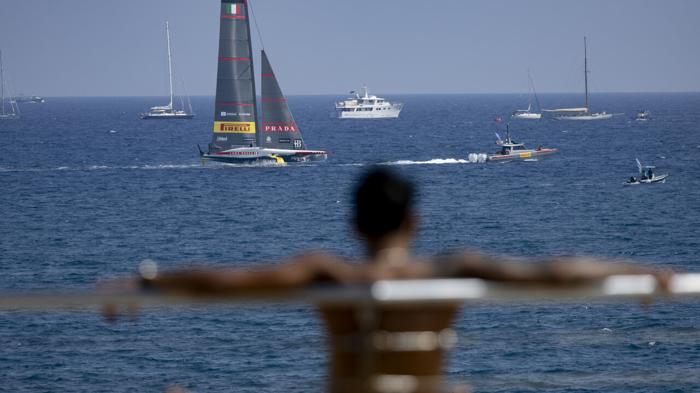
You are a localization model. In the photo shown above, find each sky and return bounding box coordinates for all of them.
[1,0,699,97]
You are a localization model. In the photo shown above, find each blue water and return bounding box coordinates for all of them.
[1,94,699,392]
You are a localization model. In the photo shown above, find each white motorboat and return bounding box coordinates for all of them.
[625,158,668,185]
[635,110,651,121]
[335,86,403,119]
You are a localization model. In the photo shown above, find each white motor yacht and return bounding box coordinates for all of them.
[335,87,403,119]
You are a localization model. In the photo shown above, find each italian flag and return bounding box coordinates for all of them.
[224,3,242,15]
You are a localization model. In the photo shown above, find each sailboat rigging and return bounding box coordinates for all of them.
[512,70,542,120]
[140,21,194,120]
[200,0,326,164]
[544,37,612,120]
[0,51,20,120]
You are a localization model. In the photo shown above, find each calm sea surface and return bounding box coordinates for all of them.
[1,94,699,392]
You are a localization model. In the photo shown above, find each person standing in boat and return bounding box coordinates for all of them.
[111,168,666,393]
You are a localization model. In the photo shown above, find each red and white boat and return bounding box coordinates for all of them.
[488,127,557,162]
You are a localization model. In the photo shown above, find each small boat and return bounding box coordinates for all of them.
[12,95,45,104]
[0,50,20,120]
[625,158,668,185]
[335,86,403,119]
[544,37,613,121]
[512,70,542,120]
[635,110,651,121]
[200,0,326,164]
[140,21,194,120]
[512,104,542,120]
[487,126,557,162]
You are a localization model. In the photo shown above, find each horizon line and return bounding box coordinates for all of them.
[31,91,700,98]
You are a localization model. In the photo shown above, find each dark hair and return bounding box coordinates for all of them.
[354,168,414,239]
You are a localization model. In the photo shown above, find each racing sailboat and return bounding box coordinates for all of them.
[200,0,326,164]
[0,50,20,120]
[544,37,612,120]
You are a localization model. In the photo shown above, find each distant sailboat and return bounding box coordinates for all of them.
[512,70,542,120]
[140,21,194,120]
[0,50,20,120]
[200,0,326,164]
[544,37,612,120]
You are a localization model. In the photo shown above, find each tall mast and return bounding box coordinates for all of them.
[583,36,589,111]
[244,1,259,147]
[1,50,5,116]
[166,21,174,109]
[209,0,259,152]
[527,69,541,112]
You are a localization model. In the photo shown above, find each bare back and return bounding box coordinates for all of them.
[316,256,460,393]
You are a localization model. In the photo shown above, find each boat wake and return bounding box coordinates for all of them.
[0,163,203,173]
[380,158,471,166]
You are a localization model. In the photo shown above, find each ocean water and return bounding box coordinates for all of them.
[0,94,699,392]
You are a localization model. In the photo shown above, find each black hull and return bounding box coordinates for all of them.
[201,149,327,165]
[203,155,327,165]
[205,156,278,165]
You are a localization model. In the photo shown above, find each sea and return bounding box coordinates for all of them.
[1,93,699,392]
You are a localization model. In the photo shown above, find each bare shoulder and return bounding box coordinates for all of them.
[363,257,438,280]
[292,251,367,284]
[401,257,438,278]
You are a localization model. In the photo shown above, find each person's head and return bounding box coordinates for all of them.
[353,168,416,253]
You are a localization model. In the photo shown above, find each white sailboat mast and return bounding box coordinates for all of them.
[1,50,5,116]
[527,69,541,112]
[584,36,589,111]
[166,21,174,109]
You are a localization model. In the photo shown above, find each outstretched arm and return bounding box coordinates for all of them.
[118,252,359,296]
[437,251,665,285]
